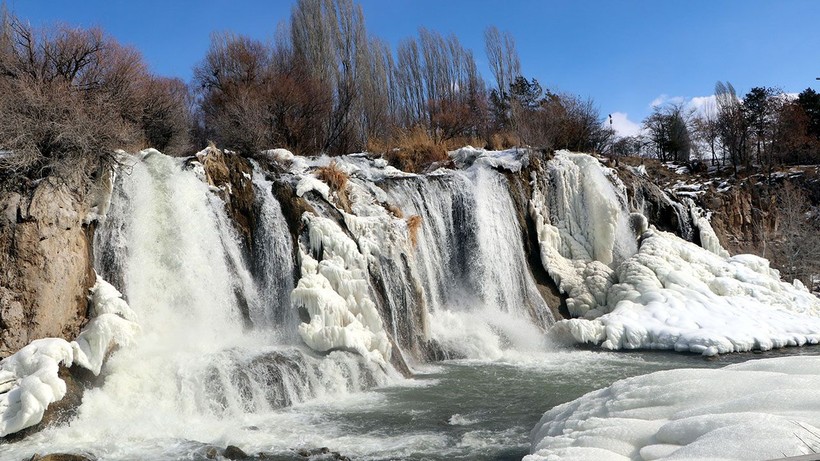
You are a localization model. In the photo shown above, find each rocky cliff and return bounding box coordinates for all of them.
[0,175,97,358]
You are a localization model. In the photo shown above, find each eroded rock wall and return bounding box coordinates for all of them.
[0,177,95,358]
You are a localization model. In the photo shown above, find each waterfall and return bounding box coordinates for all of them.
[250,168,296,332]
[378,165,552,360]
[28,150,389,455]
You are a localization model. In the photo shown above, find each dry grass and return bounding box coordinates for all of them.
[488,132,518,150]
[371,127,450,174]
[386,203,404,219]
[315,160,349,192]
[315,160,352,212]
[406,215,423,247]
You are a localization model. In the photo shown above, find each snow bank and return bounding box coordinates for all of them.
[260,148,310,174]
[526,355,820,461]
[333,153,415,181]
[292,214,391,366]
[296,176,330,201]
[551,229,820,355]
[0,275,139,436]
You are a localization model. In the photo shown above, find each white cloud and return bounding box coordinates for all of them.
[612,90,799,140]
[650,94,668,108]
[688,95,715,112]
[649,94,685,108]
[605,112,642,138]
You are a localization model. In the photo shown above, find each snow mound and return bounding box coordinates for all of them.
[260,148,310,173]
[0,275,139,436]
[551,229,820,355]
[532,152,820,355]
[296,175,330,201]
[526,355,820,461]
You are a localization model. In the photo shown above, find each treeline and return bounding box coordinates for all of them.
[0,0,613,179]
[191,0,613,170]
[5,0,817,182]
[622,83,820,170]
[0,5,191,180]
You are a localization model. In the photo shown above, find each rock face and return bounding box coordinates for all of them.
[196,145,256,248]
[708,181,771,254]
[0,177,95,358]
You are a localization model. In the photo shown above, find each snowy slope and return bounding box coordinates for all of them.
[526,355,820,461]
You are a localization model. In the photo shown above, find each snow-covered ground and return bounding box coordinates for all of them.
[527,355,820,461]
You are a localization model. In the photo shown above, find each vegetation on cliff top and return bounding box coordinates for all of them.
[1,0,818,180]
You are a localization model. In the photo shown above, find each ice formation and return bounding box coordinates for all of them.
[292,213,391,365]
[0,275,138,437]
[527,355,820,461]
[686,198,729,258]
[530,152,636,318]
[552,228,820,355]
[532,152,820,355]
[449,145,529,172]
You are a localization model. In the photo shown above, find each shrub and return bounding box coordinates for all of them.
[315,160,351,211]
[385,203,404,219]
[382,127,449,173]
[315,160,348,192]
[0,9,192,180]
[489,132,518,150]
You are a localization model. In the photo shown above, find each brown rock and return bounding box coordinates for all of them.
[195,145,256,247]
[0,177,95,359]
[27,453,94,461]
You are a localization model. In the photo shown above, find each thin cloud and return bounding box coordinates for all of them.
[649,94,685,108]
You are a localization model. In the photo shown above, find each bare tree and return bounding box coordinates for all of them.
[0,9,166,178]
[395,38,425,126]
[193,32,272,154]
[642,103,693,162]
[693,99,721,165]
[483,26,520,100]
[715,81,749,172]
[770,182,820,287]
[290,0,375,154]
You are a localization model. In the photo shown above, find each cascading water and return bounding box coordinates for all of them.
[250,168,297,332]
[0,150,388,459]
[7,146,820,461]
[377,163,553,360]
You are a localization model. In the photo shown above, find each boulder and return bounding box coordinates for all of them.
[27,453,95,461]
[224,445,249,460]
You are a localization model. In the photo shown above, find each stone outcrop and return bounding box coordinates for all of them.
[707,181,767,254]
[0,177,96,358]
[195,145,256,248]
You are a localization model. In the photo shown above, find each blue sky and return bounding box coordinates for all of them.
[9,0,820,136]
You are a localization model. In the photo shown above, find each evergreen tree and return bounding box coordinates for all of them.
[797,88,820,139]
